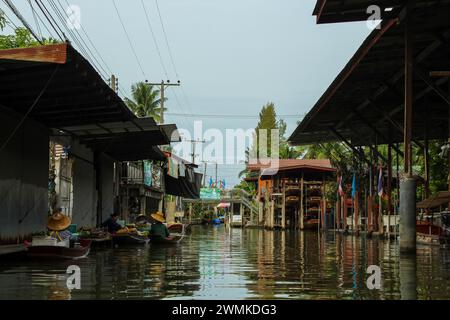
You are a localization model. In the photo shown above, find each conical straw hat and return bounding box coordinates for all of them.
[47,212,71,231]
[150,212,166,223]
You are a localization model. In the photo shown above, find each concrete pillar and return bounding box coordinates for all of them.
[399,177,416,253]
[399,253,417,300]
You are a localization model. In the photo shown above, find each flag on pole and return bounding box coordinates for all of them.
[351,173,357,199]
[377,166,384,197]
[338,175,345,197]
[209,177,214,188]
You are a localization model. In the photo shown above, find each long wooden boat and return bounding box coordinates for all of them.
[303,219,319,230]
[112,233,149,245]
[416,221,447,246]
[26,240,91,260]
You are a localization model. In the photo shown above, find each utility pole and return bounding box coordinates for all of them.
[146,80,181,124]
[202,162,208,187]
[185,138,206,165]
[109,75,118,93]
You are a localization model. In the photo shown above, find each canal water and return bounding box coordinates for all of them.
[1,225,450,300]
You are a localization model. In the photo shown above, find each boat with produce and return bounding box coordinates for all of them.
[26,238,92,260]
[112,226,149,245]
[25,210,92,259]
[78,228,112,247]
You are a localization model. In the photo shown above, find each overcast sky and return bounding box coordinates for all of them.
[2,0,371,186]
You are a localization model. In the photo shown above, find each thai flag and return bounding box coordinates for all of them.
[377,166,384,197]
[338,175,345,197]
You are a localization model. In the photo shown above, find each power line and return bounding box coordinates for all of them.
[24,0,58,41]
[49,0,109,80]
[28,0,42,39]
[34,0,66,41]
[112,0,146,79]
[141,0,169,79]
[155,0,179,79]
[2,0,43,44]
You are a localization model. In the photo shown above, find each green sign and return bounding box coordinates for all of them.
[200,188,221,200]
[144,161,152,187]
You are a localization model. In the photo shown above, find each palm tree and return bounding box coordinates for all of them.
[125,82,167,122]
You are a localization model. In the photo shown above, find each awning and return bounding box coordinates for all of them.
[289,3,450,147]
[164,171,203,199]
[417,191,450,210]
[55,118,179,161]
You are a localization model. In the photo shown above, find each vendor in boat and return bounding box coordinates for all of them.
[101,213,122,233]
[136,214,152,229]
[48,209,74,242]
[150,212,171,239]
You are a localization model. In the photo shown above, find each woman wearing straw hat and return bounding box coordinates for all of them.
[150,212,171,239]
[48,208,74,242]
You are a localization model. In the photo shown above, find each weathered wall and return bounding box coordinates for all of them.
[70,141,97,228]
[0,112,49,244]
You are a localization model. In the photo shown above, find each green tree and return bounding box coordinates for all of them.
[0,10,6,31]
[125,82,167,122]
[0,27,59,49]
[252,102,279,158]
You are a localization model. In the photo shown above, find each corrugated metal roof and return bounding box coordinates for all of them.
[289,3,450,146]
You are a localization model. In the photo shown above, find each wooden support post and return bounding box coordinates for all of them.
[388,141,393,238]
[354,191,359,235]
[300,172,305,230]
[424,114,430,199]
[321,176,326,230]
[343,194,347,231]
[336,198,341,230]
[368,195,373,233]
[270,199,275,229]
[282,180,286,229]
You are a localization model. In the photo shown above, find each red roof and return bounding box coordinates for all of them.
[247,159,335,173]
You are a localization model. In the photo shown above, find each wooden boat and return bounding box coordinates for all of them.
[303,219,319,230]
[26,239,91,260]
[149,234,184,245]
[112,233,149,245]
[416,221,446,246]
[168,223,184,234]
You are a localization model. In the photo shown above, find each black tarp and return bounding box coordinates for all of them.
[164,169,202,199]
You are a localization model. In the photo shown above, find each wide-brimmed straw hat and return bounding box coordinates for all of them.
[47,211,72,231]
[150,212,166,223]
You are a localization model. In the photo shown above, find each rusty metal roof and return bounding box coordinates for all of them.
[312,0,448,24]
[0,43,182,161]
[289,3,450,146]
[0,43,134,127]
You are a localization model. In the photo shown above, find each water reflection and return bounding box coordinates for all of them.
[0,225,449,300]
